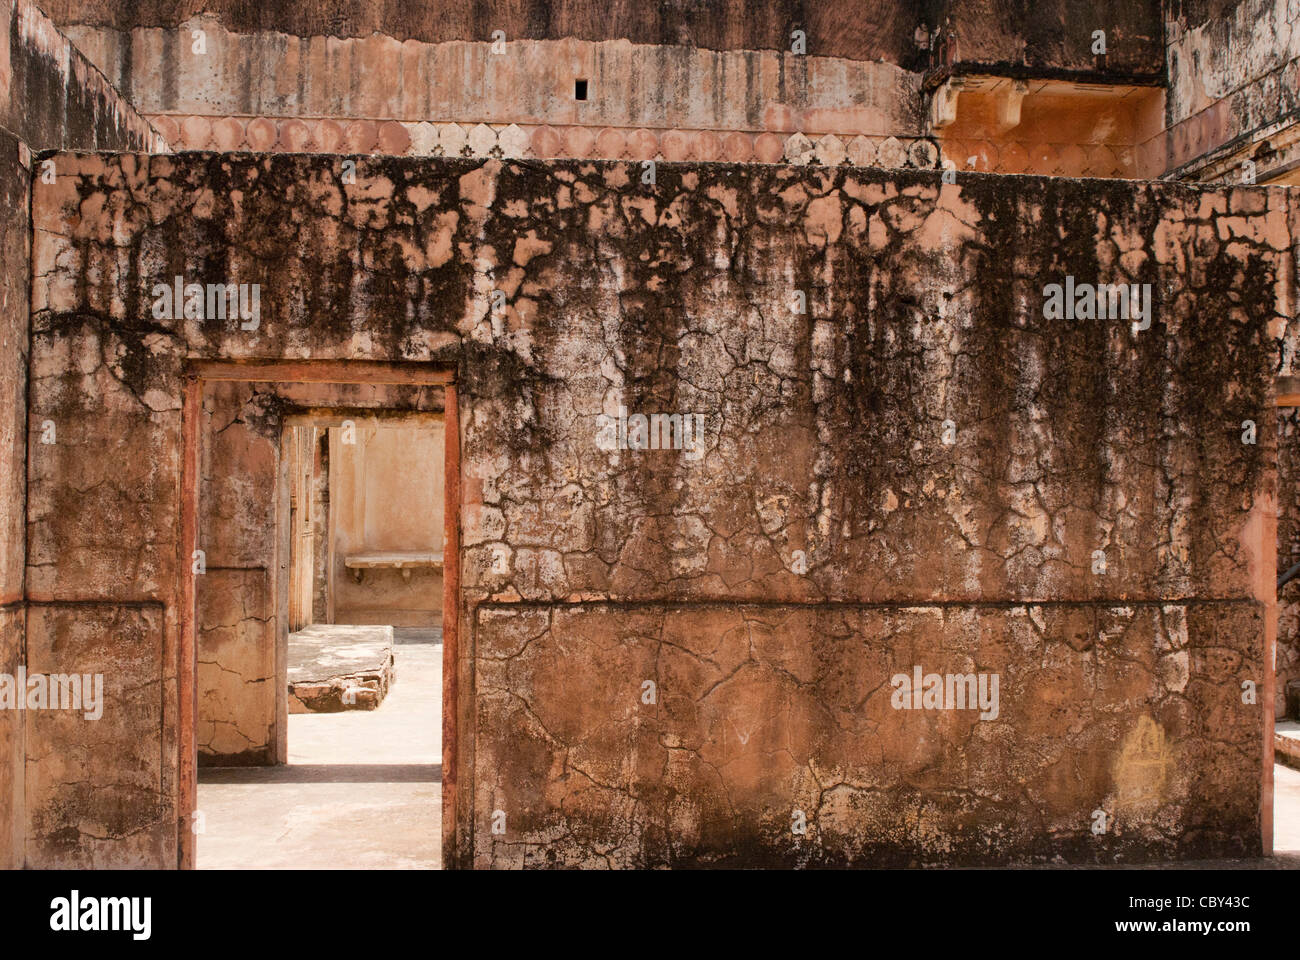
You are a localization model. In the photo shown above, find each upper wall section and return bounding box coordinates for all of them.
[927,0,1164,81]
[49,5,1172,180]
[61,24,927,137]
[1165,0,1300,182]
[1166,0,1299,126]
[1,0,160,149]
[42,0,927,64]
[44,0,1169,75]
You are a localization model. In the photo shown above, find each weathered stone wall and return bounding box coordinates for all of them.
[27,153,1292,867]
[1166,0,1300,131]
[43,0,925,64]
[1276,406,1300,718]
[2,0,161,151]
[1165,0,1300,178]
[42,0,1168,76]
[927,0,1164,80]
[195,380,279,767]
[0,125,27,870]
[0,0,162,869]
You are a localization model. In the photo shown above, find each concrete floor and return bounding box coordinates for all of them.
[1275,761,1300,856]
[197,630,441,869]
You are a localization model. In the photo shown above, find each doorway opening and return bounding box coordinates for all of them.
[179,363,460,869]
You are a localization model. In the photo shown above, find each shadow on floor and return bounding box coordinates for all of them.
[200,763,441,784]
[392,626,442,644]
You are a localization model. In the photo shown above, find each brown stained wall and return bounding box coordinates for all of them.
[1164,0,1300,175]
[330,422,444,627]
[1276,406,1300,718]
[0,126,27,869]
[2,0,161,151]
[27,153,1293,867]
[927,0,1164,81]
[44,0,925,65]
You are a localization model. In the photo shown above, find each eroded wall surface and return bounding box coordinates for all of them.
[195,381,278,766]
[2,0,161,151]
[0,0,163,869]
[27,154,1292,867]
[43,0,927,64]
[1275,406,1300,718]
[0,126,27,870]
[1165,0,1300,179]
[928,0,1164,79]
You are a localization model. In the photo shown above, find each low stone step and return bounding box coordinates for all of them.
[287,624,395,713]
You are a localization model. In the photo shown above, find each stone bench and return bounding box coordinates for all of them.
[344,551,443,582]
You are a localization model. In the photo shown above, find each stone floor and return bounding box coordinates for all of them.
[196,629,441,869]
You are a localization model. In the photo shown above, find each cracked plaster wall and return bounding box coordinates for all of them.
[0,0,162,869]
[0,126,26,869]
[1164,0,1300,172]
[195,380,278,767]
[927,0,1164,80]
[24,152,1295,867]
[1,0,161,152]
[1275,406,1300,718]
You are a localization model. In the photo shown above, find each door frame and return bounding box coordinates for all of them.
[179,360,459,869]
